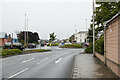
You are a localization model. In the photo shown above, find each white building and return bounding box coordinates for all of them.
[74,31,87,43]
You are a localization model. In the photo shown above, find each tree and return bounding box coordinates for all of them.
[17,31,40,44]
[49,32,57,42]
[87,1,120,42]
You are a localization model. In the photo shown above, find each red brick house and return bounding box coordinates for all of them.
[0,32,8,46]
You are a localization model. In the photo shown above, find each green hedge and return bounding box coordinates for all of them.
[47,43,59,46]
[84,37,104,55]
[84,43,93,53]
[24,49,51,53]
[60,44,83,48]
[95,37,104,55]
[1,49,22,57]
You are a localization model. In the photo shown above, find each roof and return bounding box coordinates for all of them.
[78,31,88,33]
[104,12,120,26]
[0,32,7,38]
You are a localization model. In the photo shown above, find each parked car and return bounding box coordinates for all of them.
[4,42,24,51]
[44,43,46,45]
[84,43,89,47]
[72,41,77,44]
[65,42,72,44]
[28,43,36,48]
[41,43,45,46]
[58,43,62,46]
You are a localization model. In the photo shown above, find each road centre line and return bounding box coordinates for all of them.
[21,58,34,63]
[8,68,29,78]
[37,58,48,64]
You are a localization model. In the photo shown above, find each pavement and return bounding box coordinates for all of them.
[1,47,85,79]
[71,53,120,79]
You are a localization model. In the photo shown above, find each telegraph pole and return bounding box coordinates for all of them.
[85,19,87,32]
[93,0,95,57]
[85,19,87,43]
[24,14,27,46]
[27,19,29,46]
[75,25,77,41]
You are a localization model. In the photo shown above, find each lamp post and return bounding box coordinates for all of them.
[86,19,87,32]
[24,14,27,46]
[27,19,29,46]
[93,0,95,57]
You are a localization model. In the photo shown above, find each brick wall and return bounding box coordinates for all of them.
[118,18,120,77]
[105,17,120,77]
[0,38,4,46]
[106,59,120,77]
[105,19,119,64]
[95,52,105,62]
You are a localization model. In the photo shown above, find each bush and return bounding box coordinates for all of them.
[95,37,104,55]
[2,49,22,57]
[84,43,93,53]
[23,49,51,53]
[47,43,59,46]
[85,37,104,55]
[60,44,83,48]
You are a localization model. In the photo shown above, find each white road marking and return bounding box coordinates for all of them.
[55,58,62,64]
[21,58,34,63]
[8,68,29,78]
[37,58,48,64]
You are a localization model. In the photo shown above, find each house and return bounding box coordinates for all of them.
[0,32,8,46]
[104,12,120,77]
[74,31,88,43]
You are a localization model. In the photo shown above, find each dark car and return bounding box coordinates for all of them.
[4,42,24,51]
[28,43,36,48]
[41,43,45,46]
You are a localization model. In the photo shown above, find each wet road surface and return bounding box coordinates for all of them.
[1,47,84,78]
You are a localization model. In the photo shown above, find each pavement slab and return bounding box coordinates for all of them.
[72,54,120,79]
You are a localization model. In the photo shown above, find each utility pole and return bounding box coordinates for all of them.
[75,25,77,41]
[85,19,87,32]
[93,0,95,57]
[24,14,27,46]
[85,19,87,43]
[27,19,29,46]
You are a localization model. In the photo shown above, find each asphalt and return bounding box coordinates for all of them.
[1,46,84,79]
[72,54,119,79]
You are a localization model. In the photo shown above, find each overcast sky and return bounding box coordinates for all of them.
[1,0,93,39]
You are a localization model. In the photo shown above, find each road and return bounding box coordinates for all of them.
[1,47,84,78]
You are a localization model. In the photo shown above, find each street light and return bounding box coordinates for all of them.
[24,14,27,46]
[93,0,95,57]
[85,19,87,32]
[27,19,29,46]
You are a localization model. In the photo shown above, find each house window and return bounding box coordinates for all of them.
[80,35,82,37]
[80,39,82,42]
